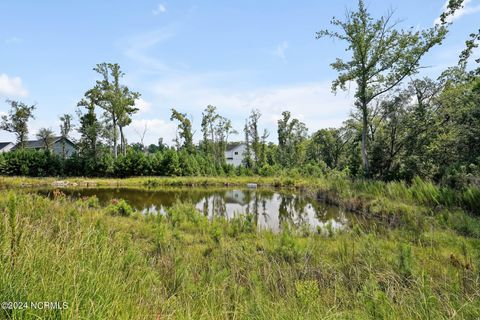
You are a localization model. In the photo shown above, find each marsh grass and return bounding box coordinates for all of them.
[0,189,479,319]
[2,174,478,216]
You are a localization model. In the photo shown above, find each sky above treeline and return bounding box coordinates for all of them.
[0,0,479,145]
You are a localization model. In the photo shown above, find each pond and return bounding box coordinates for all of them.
[37,187,356,233]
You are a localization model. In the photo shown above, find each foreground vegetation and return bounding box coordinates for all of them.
[1,179,480,319]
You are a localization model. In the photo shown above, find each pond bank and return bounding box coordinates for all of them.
[2,175,479,224]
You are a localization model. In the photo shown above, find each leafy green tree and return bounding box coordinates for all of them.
[162,148,181,176]
[118,103,139,155]
[36,128,55,151]
[317,0,448,177]
[92,63,140,158]
[201,105,220,154]
[201,105,237,163]
[147,138,167,154]
[170,108,194,153]
[242,119,253,168]
[308,128,347,169]
[439,0,467,24]
[0,100,36,148]
[77,91,102,160]
[432,77,480,183]
[277,111,307,167]
[395,79,441,180]
[258,129,269,167]
[215,116,237,163]
[245,109,262,167]
[59,113,73,159]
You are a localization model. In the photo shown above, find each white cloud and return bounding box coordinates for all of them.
[134,98,152,113]
[127,118,177,146]
[0,74,28,97]
[149,75,353,142]
[273,41,289,62]
[122,27,352,146]
[152,3,167,15]
[434,0,480,24]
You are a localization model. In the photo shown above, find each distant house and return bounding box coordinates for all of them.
[0,142,14,153]
[225,143,247,167]
[12,137,77,158]
[225,190,247,205]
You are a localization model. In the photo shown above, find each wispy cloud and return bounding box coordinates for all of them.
[122,23,350,145]
[122,25,177,72]
[273,41,289,62]
[0,74,28,97]
[149,76,353,141]
[152,3,167,15]
[434,0,480,24]
[4,36,22,45]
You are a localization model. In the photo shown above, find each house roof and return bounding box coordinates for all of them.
[12,136,77,150]
[226,142,245,152]
[0,142,13,150]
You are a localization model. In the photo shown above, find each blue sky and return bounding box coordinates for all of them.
[0,0,479,145]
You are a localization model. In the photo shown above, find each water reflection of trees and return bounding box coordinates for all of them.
[200,189,337,229]
[43,187,218,210]
[40,187,345,230]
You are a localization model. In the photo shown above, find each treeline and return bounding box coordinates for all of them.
[1,66,479,186]
[0,1,479,188]
[0,148,328,178]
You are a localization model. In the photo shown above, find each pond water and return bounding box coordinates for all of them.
[38,187,353,233]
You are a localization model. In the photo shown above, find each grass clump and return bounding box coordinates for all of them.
[107,198,134,216]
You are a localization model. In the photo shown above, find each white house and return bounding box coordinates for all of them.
[225,190,247,205]
[225,143,247,167]
[0,142,14,153]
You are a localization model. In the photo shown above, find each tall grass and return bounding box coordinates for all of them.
[2,174,478,214]
[0,191,479,319]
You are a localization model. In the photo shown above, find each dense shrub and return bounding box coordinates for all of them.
[107,199,134,216]
[0,149,63,177]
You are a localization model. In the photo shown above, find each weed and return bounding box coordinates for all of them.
[295,280,319,305]
[107,198,134,216]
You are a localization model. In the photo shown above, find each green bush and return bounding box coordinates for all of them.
[107,199,134,216]
[0,149,63,177]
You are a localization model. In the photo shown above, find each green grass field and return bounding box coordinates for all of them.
[1,176,479,319]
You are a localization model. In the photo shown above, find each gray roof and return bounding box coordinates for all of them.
[0,142,13,150]
[226,142,245,152]
[12,137,77,150]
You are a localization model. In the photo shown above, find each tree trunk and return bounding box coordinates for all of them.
[119,126,125,156]
[113,118,118,159]
[361,105,370,178]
